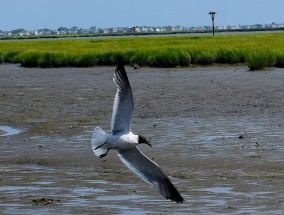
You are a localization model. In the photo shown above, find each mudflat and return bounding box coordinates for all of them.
[0,64,283,214]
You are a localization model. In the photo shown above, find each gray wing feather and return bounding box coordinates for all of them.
[118,147,184,203]
[111,64,134,134]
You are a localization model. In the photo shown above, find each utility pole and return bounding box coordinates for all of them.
[208,11,216,36]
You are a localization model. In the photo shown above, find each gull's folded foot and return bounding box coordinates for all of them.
[94,142,106,150]
[98,148,111,158]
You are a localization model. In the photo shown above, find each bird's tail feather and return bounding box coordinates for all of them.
[91,127,108,157]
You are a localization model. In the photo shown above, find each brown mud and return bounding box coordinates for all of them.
[0,64,283,214]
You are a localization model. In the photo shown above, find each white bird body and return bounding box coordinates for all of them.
[116,132,139,147]
[91,63,184,203]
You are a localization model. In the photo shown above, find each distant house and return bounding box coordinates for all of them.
[155,27,165,32]
[70,27,79,34]
[79,29,90,34]
[90,26,97,33]
[4,32,12,36]
[228,25,241,30]
[59,30,68,34]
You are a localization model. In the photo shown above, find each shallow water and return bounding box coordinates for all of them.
[1,116,283,214]
[0,126,22,136]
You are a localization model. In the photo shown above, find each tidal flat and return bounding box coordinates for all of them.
[0,64,283,214]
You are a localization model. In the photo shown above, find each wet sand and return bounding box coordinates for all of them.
[0,64,283,214]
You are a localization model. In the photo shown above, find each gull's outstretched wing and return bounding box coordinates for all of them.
[118,147,184,203]
[111,63,134,134]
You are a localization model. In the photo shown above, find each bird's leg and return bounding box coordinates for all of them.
[99,148,112,158]
[94,142,107,150]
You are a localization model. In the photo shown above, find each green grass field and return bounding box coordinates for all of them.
[0,33,283,70]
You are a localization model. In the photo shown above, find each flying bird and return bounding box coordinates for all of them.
[91,63,184,203]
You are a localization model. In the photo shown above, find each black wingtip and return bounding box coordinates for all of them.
[159,178,184,203]
[116,54,125,66]
[115,61,131,88]
[169,187,184,204]
[116,61,125,73]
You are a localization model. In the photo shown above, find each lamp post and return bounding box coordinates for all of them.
[208,11,216,36]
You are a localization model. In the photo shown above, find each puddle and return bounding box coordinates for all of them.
[199,186,243,196]
[71,187,107,196]
[32,181,55,185]
[96,194,146,201]
[0,125,22,136]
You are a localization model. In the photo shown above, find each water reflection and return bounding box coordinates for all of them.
[0,126,21,136]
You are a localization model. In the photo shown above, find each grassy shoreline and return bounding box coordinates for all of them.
[0,33,283,70]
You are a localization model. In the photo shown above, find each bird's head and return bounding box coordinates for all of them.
[138,135,152,147]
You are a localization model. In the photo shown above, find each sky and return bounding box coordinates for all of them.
[1,0,284,31]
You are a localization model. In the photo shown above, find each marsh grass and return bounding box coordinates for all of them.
[246,49,277,71]
[4,51,20,63]
[0,33,283,69]
[215,49,246,64]
[275,52,284,68]
[189,49,216,65]
[18,51,79,67]
[0,51,3,63]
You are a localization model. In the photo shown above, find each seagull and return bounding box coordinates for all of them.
[91,63,184,203]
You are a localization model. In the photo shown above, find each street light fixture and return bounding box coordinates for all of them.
[130,26,139,37]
